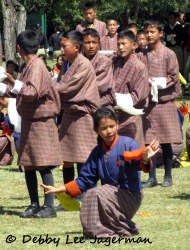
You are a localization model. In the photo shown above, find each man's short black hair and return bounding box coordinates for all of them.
[16,30,39,54]
[118,30,136,42]
[84,2,96,10]
[126,23,138,29]
[62,30,83,51]
[144,20,164,32]
[82,28,100,40]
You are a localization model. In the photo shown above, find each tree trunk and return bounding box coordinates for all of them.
[0,33,3,65]
[133,0,141,22]
[1,0,26,62]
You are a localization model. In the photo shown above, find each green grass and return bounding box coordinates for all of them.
[0,159,190,250]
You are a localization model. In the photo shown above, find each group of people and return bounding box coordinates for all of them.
[0,2,185,239]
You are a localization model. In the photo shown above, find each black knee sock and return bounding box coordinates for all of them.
[25,170,39,206]
[161,144,173,178]
[77,163,83,176]
[39,168,54,208]
[63,166,74,184]
[149,154,157,180]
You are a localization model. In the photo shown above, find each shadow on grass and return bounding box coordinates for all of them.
[171,193,190,200]
[0,167,21,172]
[0,205,26,215]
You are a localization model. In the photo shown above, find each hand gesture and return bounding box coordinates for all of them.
[41,183,66,195]
[5,72,15,85]
[142,140,160,163]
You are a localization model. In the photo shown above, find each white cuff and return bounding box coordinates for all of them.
[11,80,23,94]
[0,82,7,96]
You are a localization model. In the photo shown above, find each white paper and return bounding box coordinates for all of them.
[8,98,21,133]
[153,77,167,89]
[0,82,7,96]
[150,82,158,103]
[98,50,116,56]
[0,66,7,82]
[115,93,144,115]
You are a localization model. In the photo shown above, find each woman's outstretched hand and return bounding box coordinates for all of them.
[142,140,160,163]
[40,183,66,194]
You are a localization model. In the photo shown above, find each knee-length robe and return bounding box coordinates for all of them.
[7,56,62,168]
[113,53,150,147]
[57,54,101,163]
[89,52,115,108]
[138,42,182,144]
[65,135,147,238]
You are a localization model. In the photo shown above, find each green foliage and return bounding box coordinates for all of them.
[9,0,190,32]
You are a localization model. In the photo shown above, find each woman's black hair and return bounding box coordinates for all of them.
[93,107,117,130]
[16,30,39,54]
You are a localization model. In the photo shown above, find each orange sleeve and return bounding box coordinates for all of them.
[140,159,152,173]
[178,106,189,116]
[1,122,12,136]
[123,146,148,161]
[65,180,82,198]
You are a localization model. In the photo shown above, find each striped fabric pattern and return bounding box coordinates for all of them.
[57,54,101,163]
[100,33,118,51]
[90,52,115,107]
[80,184,142,238]
[76,18,107,37]
[14,56,62,168]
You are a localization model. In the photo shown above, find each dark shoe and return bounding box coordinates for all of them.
[162,176,173,187]
[142,178,158,188]
[33,205,57,218]
[20,203,40,218]
[54,204,65,212]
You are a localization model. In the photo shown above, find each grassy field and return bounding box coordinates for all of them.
[0,157,190,250]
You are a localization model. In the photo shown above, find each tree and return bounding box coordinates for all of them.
[1,0,26,62]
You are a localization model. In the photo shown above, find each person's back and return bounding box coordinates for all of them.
[49,26,63,60]
[0,30,62,219]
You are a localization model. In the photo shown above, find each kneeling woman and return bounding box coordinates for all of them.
[41,107,159,238]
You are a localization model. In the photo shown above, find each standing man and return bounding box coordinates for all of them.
[140,20,182,188]
[49,26,64,62]
[76,2,107,37]
[82,28,115,108]
[113,30,150,148]
[100,18,118,51]
[164,12,184,72]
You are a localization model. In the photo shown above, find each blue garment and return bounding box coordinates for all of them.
[0,112,4,130]
[76,135,142,193]
[4,114,20,148]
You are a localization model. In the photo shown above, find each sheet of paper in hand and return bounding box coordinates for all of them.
[98,50,116,56]
[56,192,81,211]
[153,77,167,89]
[8,98,21,133]
[115,93,144,115]
[0,66,7,82]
